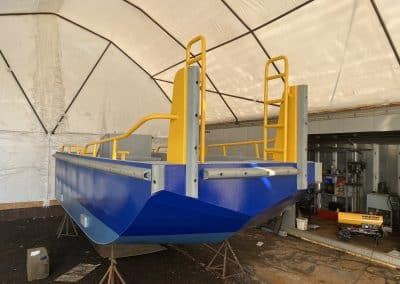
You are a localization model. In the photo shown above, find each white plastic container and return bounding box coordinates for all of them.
[26,247,49,281]
[296,217,308,231]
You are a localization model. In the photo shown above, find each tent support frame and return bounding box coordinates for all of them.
[51,42,112,134]
[0,12,171,107]
[122,0,239,123]
[0,49,48,134]
[151,0,316,78]
[220,0,283,82]
[370,0,400,66]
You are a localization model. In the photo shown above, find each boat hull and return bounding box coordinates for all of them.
[55,153,316,244]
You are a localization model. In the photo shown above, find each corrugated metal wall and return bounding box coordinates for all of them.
[207,125,400,197]
[380,145,400,195]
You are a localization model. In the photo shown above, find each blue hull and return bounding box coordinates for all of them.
[55,153,315,244]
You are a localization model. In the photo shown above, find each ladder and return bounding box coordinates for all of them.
[263,56,289,162]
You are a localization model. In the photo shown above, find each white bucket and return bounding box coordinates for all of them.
[296,217,308,231]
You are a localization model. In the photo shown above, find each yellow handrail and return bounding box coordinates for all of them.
[264,55,289,161]
[207,139,275,159]
[60,144,81,154]
[186,35,206,163]
[117,151,129,161]
[153,145,168,153]
[82,114,177,160]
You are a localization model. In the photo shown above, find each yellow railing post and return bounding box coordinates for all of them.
[186,35,206,163]
[112,139,118,160]
[92,144,97,157]
[254,144,260,159]
[154,145,167,153]
[117,151,129,161]
[222,146,227,157]
[264,56,289,162]
[283,58,289,162]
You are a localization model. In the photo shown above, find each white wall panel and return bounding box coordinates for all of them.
[309,107,400,134]
[0,132,102,204]
[0,132,47,203]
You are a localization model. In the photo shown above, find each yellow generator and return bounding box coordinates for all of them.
[338,212,383,241]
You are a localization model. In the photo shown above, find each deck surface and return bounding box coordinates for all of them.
[1,215,399,283]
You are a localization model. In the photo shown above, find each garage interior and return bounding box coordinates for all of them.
[0,0,400,283]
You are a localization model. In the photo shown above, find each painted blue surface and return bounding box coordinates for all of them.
[55,153,317,244]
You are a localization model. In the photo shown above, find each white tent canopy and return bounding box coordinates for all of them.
[0,0,399,204]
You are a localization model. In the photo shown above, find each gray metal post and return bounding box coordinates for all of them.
[282,204,296,228]
[372,144,379,192]
[283,84,308,229]
[332,144,338,172]
[297,85,308,190]
[398,150,400,196]
[185,66,200,198]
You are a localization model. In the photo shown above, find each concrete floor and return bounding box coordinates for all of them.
[1,216,399,283]
[309,216,400,254]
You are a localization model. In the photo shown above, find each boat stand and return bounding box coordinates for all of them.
[204,240,244,279]
[56,213,78,238]
[99,245,126,284]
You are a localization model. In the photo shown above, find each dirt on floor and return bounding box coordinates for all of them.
[228,229,400,284]
[0,216,399,284]
[0,216,223,284]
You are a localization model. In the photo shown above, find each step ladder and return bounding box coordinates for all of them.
[263,56,289,162]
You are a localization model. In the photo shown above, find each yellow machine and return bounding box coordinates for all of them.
[338,212,383,241]
[338,212,383,226]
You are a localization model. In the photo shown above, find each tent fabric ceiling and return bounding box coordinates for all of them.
[0,0,399,129]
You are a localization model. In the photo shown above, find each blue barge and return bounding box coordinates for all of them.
[55,36,320,245]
